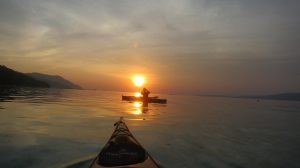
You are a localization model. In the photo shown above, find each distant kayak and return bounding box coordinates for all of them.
[90,117,160,168]
[122,95,167,104]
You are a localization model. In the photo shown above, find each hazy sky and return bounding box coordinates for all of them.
[1,0,299,95]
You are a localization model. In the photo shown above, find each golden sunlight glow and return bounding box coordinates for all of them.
[133,102,142,107]
[134,92,142,97]
[130,102,142,115]
[132,75,145,87]
[132,108,142,115]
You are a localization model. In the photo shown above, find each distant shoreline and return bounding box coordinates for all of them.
[197,93,300,102]
[1,85,299,102]
[0,65,82,90]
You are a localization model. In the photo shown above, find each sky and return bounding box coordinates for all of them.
[0,0,299,95]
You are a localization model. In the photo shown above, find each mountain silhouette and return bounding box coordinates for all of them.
[27,73,82,89]
[0,65,49,88]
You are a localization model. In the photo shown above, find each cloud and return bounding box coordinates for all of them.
[0,0,299,94]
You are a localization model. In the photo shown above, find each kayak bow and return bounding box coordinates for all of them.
[90,117,159,168]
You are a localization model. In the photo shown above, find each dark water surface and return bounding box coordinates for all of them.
[0,88,300,168]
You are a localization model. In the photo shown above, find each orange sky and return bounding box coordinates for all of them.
[1,0,300,95]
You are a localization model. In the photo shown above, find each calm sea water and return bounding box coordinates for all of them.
[0,88,300,168]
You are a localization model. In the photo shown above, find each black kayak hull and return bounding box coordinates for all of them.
[122,95,167,104]
[90,117,159,168]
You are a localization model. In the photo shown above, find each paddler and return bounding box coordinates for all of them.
[141,87,150,107]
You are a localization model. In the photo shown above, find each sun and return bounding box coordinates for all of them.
[132,75,145,87]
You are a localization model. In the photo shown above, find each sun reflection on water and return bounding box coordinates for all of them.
[133,102,142,107]
[131,102,142,115]
[134,92,142,97]
[132,108,142,115]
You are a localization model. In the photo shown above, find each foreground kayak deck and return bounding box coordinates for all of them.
[122,95,167,104]
[90,117,159,168]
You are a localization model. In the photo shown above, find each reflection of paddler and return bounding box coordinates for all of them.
[141,88,150,107]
